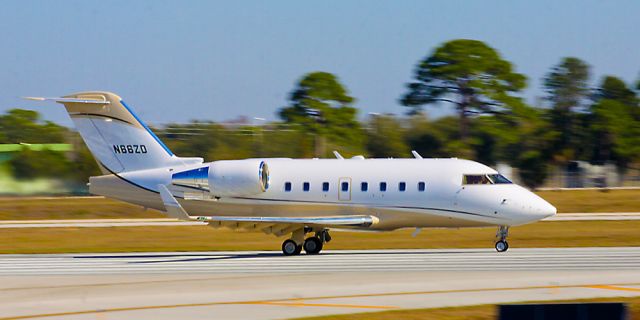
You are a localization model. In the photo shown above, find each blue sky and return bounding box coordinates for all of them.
[1,0,638,126]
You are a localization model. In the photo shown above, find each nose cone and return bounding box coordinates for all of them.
[503,186,557,224]
[537,199,557,219]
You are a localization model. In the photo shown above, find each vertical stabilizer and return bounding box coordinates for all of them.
[26,92,200,173]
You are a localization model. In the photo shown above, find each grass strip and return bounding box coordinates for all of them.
[3,220,640,254]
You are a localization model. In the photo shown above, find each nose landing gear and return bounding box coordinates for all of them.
[495,226,509,253]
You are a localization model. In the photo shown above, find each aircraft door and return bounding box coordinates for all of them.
[338,177,351,201]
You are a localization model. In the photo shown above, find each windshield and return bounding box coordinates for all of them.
[463,174,512,185]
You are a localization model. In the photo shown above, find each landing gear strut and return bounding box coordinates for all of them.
[495,226,509,253]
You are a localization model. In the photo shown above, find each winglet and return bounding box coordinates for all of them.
[333,151,344,159]
[411,150,423,159]
[158,184,192,221]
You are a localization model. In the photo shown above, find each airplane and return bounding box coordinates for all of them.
[26,91,557,256]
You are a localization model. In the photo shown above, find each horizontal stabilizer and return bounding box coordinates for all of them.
[24,97,110,104]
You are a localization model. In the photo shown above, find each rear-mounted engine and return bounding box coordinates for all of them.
[171,160,269,197]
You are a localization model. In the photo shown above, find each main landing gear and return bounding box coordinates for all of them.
[281,229,331,256]
[495,226,509,252]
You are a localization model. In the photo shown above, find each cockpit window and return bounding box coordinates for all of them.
[487,174,512,184]
[463,174,512,185]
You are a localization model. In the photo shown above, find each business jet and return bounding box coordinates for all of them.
[27,92,556,255]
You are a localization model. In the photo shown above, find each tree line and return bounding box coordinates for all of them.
[1,39,639,189]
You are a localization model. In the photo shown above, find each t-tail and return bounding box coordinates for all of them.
[25,91,202,174]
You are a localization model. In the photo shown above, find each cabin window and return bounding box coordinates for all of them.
[379,182,387,192]
[361,182,368,192]
[398,182,406,192]
[341,181,349,192]
[322,182,329,192]
[303,182,310,192]
[418,181,426,191]
[284,182,292,191]
[463,174,512,185]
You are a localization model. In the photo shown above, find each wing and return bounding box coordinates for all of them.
[158,185,378,236]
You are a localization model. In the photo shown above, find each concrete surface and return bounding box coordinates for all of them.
[1,248,639,319]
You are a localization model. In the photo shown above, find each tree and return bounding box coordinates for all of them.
[588,76,640,165]
[0,109,67,144]
[400,39,527,141]
[596,76,637,107]
[279,72,364,157]
[9,148,71,180]
[543,57,590,161]
[544,57,591,112]
[366,114,409,158]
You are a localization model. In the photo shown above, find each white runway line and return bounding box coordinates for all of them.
[1,247,639,275]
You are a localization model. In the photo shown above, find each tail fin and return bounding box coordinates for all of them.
[26,91,201,173]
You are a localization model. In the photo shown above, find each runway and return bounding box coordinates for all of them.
[1,248,640,319]
[1,247,640,275]
[1,212,639,229]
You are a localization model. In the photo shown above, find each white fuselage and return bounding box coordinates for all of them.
[90,157,557,231]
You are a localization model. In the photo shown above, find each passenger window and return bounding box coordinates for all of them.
[284,182,292,192]
[341,181,349,192]
[361,182,368,192]
[399,182,406,192]
[380,182,387,192]
[303,182,310,192]
[322,182,329,192]
[418,181,426,192]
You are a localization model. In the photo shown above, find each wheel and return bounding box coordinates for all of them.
[282,239,302,256]
[495,240,509,252]
[303,237,323,255]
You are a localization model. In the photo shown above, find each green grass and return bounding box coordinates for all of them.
[3,220,640,254]
[289,296,640,320]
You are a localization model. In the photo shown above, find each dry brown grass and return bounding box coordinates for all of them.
[536,189,640,213]
[3,220,640,254]
[0,197,163,220]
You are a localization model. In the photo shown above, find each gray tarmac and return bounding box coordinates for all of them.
[1,248,640,320]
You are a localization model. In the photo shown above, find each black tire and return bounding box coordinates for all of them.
[282,239,301,256]
[303,237,323,255]
[495,240,509,253]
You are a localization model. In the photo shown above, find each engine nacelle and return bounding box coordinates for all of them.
[208,160,269,197]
